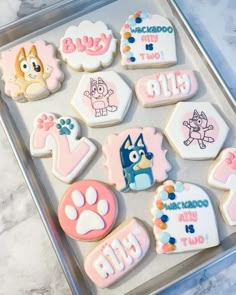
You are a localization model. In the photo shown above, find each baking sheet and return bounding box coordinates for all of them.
[0,0,236,294]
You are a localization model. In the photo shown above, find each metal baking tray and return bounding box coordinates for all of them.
[0,0,235,294]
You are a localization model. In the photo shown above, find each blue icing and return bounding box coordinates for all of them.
[160,232,171,244]
[125,51,133,58]
[174,182,184,192]
[154,209,163,218]
[128,18,136,26]
[56,118,74,136]
[122,39,129,45]
[140,12,148,18]
[160,190,168,200]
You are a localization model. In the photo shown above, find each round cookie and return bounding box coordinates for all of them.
[120,11,176,69]
[59,20,117,72]
[103,127,171,192]
[151,180,219,254]
[0,40,64,102]
[58,180,117,241]
[71,71,132,127]
[208,148,236,225]
[30,113,97,183]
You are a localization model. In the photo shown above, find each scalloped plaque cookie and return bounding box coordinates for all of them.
[0,40,64,102]
[152,180,219,254]
[58,180,117,241]
[103,127,171,192]
[209,148,236,225]
[120,11,176,69]
[59,20,117,72]
[71,71,132,127]
[135,70,198,107]
[30,113,97,183]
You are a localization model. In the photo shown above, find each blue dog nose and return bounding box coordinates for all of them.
[146,152,153,160]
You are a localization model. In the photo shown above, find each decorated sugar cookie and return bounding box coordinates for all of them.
[165,102,229,160]
[103,127,171,192]
[0,40,64,102]
[71,71,132,127]
[135,70,198,107]
[59,21,117,72]
[58,180,117,241]
[151,180,219,254]
[120,11,176,69]
[30,113,96,183]
[84,218,150,288]
[209,148,236,225]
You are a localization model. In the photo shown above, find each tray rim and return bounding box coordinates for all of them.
[0,0,235,294]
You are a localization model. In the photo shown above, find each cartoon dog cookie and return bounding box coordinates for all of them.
[103,127,171,192]
[0,40,64,102]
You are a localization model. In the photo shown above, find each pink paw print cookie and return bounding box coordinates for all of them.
[58,180,117,241]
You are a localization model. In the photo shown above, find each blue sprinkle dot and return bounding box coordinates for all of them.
[125,51,133,58]
[154,209,163,218]
[70,124,74,129]
[122,39,129,45]
[168,193,176,200]
[160,232,171,244]
[174,182,184,192]
[130,57,136,62]
[169,237,176,244]
[56,124,61,129]
[141,12,148,18]
[128,37,135,43]
[65,118,71,125]
[128,18,136,26]
[160,190,168,200]
[161,215,168,222]
[60,119,65,125]
[135,17,142,23]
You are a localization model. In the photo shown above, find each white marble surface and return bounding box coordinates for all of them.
[0,0,236,294]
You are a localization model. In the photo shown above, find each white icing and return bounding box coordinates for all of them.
[97,200,109,216]
[65,205,77,220]
[123,233,142,259]
[147,80,161,96]
[177,74,191,95]
[76,210,104,235]
[93,255,114,278]
[167,73,180,95]
[103,245,125,272]
[86,186,97,205]
[159,74,171,97]
[111,239,133,265]
[72,190,84,207]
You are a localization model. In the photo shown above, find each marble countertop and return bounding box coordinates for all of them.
[0,0,235,294]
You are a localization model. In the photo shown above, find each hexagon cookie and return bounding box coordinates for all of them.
[165,102,229,160]
[71,71,132,127]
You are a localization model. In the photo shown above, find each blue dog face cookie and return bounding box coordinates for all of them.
[103,127,172,192]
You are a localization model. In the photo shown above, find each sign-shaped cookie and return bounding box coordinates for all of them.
[135,70,198,107]
[120,11,176,69]
[71,71,132,127]
[84,218,150,288]
[209,148,236,225]
[152,180,219,254]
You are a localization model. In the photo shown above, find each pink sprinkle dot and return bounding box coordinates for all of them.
[155,218,162,227]
[162,244,169,252]
[124,23,130,29]
[126,58,131,63]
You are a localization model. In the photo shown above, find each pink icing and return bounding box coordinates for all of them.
[103,127,171,191]
[213,150,236,184]
[58,180,117,241]
[136,70,198,106]
[84,219,150,288]
[225,151,236,169]
[0,40,63,99]
[62,33,112,56]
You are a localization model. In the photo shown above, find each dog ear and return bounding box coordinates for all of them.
[16,48,26,62]
[98,77,106,85]
[122,135,132,149]
[135,133,144,147]
[90,78,96,86]
[200,111,207,120]
[193,109,199,119]
[28,45,38,58]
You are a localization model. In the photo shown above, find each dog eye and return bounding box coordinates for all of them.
[129,151,139,163]
[20,61,30,73]
[198,119,202,124]
[97,85,104,94]
[92,86,97,92]
[139,150,145,155]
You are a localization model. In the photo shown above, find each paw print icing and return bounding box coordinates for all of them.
[30,113,96,183]
[56,118,74,135]
[58,180,117,241]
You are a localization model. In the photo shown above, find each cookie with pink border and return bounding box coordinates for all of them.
[0,40,64,102]
[208,148,236,225]
[58,180,117,241]
[152,180,219,254]
[103,127,171,192]
[120,11,176,69]
[30,113,97,183]
[135,70,198,107]
[84,218,150,288]
[59,20,117,72]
